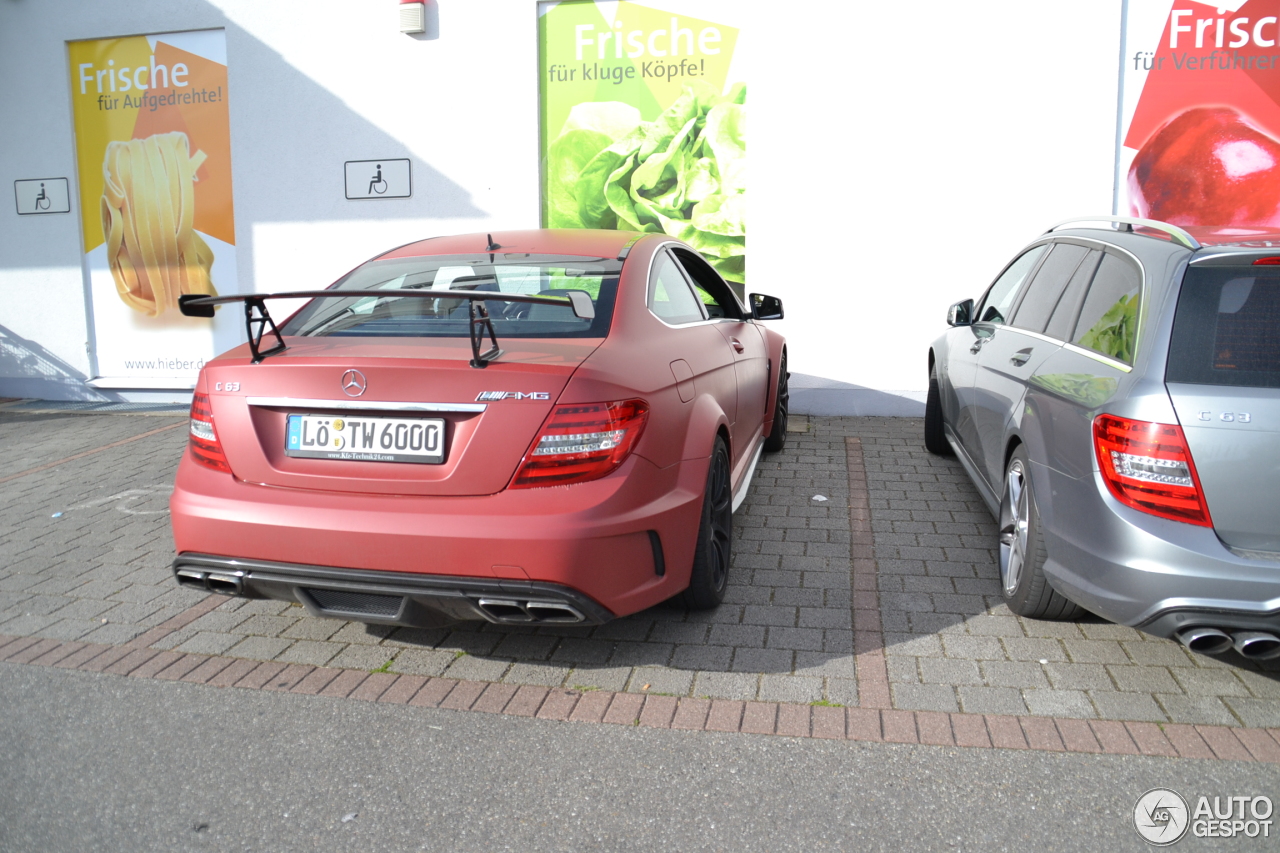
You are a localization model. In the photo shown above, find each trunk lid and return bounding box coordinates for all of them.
[1165,262,1280,552]
[203,336,601,496]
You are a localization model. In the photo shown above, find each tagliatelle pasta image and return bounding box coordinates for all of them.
[100,131,218,317]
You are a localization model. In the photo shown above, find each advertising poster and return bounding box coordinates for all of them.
[68,29,237,386]
[538,1,746,290]
[1117,1,1280,227]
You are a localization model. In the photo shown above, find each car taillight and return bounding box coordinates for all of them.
[189,392,231,473]
[1253,257,1280,265]
[1093,414,1212,526]
[510,399,649,489]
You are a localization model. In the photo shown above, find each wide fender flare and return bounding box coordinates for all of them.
[679,392,731,463]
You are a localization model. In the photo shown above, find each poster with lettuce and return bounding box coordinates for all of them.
[538,1,745,291]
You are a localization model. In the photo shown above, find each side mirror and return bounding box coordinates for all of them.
[750,293,784,320]
[947,299,974,327]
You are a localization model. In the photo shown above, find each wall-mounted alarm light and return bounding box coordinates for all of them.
[400,0,426,34]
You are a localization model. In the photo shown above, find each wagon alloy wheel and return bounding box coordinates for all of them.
[764,351,789,452]
[997,446,1084,620]
[680,436,732,609]
[923,364,952,456]
[999,459,1029,596]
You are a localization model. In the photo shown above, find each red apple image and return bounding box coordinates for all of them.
[1129,107,1280,227]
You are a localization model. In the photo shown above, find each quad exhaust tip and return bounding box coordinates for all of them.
[477,598,585,624]
[175,568,244,596]
[1232,631,1280,661]
[1176,626,1280,660]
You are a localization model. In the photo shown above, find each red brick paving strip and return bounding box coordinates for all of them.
[602,692,644,726]
[740,702,777,735]
[985,715,1028,750]
[29,641,86,667]
[236,662,288,690]
[1125,723,1178,757]
[950,714,990,748]
[5,647,1278,759]
[569,690,611,723]
[537,689,581,721]
[291,667,342,695]
[1197,726,1253,762]
[181,656,234,684]
[260,664,314,692]
[639,695,677,728]
[317,668,367,698]
[1161,724,1215,759]
[1054,719,1102,754]
[505,685,550,717]
[378,675,426,705]
[1234,729,1280,763]
[1090,720,1140,755]
[915,712,954,747]
[776,703,810,737]
[846,437,892,711]
[349,672,398,701]
[471,682,518,713]
[409,678,458,708]
[124,594,223,651]
[705,700,743,732]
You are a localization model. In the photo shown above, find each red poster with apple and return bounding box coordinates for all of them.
[1118,0,1280,227]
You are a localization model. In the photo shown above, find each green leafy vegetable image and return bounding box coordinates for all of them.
[1078,295,1139,363]
[547,80,746,285]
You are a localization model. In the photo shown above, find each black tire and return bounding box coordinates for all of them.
[999,446,1083,620]
[763,351,789,453]
[680,436,732,610]
[924,363,952,456]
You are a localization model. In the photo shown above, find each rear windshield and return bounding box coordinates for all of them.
[1166,266,1280,388]
[281,253,620,338]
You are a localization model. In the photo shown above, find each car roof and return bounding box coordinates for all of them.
[376,229,644,261]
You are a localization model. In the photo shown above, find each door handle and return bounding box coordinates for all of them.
[730,337,745,354]
[969,339,986,355]
[1009,347,1032,367]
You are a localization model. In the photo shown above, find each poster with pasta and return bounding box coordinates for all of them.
[1117,1,1280,227]
[538,1,745,292]
[69,29,236,385]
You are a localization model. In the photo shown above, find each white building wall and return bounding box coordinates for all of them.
[0,0,1121,403]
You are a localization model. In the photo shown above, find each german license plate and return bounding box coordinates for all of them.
[285,413,445,464]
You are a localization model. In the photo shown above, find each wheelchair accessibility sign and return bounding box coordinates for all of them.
[14,178,71,215]
[344,159,411,200]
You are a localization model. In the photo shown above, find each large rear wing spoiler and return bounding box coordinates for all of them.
[178,289,595,368]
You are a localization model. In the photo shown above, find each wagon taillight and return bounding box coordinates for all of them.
[1093,414,1212,526]
[510,399,649,489]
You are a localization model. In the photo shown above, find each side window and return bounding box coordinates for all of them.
[648,251,707,325]
[975,246,1047,325]
[671,248,744,320]
[1009,243,1089,334]
[1043,249,1101,341]
[1072,252,1142,363]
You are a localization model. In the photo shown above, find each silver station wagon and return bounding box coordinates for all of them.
[926,217,1280,660]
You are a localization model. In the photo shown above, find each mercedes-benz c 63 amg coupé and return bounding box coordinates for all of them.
[169,230,788,628]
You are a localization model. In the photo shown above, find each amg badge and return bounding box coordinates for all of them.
[476,391,551,401]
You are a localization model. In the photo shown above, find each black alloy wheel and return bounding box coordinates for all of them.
[923,363,952,456]
[763,350,789,453]
[680,436,732,609]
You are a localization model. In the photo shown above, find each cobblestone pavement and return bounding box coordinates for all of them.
[1,410,1276,732]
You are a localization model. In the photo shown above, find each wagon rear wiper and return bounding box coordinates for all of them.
[178,289,595,368]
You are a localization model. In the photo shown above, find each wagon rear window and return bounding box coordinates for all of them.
[1166,267,1280,388]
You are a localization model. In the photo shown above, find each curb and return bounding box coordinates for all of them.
[2,630,1278,762]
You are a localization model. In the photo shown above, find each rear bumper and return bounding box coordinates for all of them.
[173,554,616,627]
[170,448,707,622]
[1034,460,1280,638]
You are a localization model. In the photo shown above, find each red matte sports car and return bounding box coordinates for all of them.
[169,229,788,627]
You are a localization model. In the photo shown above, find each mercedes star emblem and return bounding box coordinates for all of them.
[341,369,367,397]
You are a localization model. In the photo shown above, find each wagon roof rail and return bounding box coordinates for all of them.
[1045,216,1200,251]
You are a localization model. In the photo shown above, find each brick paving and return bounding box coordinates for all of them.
[1,409,1279,758]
